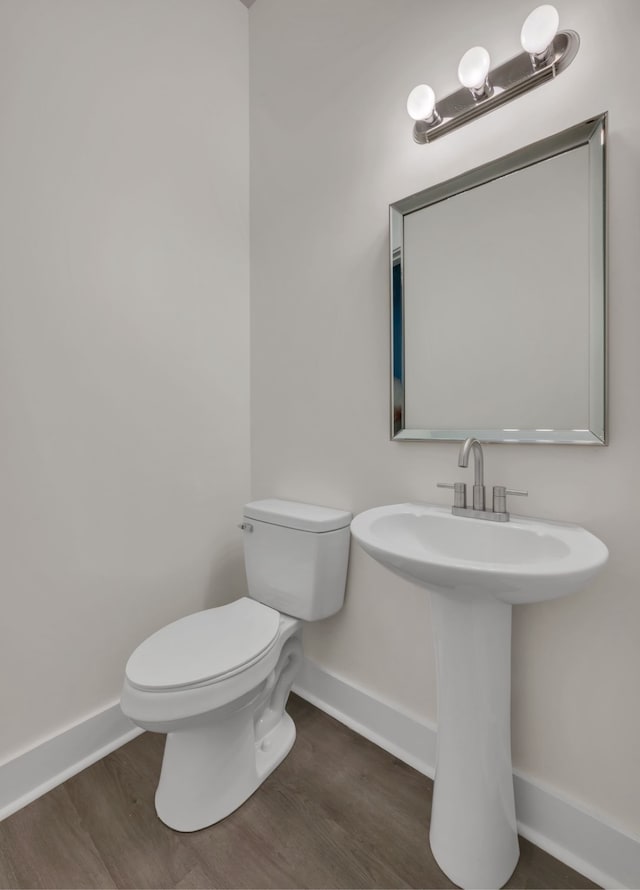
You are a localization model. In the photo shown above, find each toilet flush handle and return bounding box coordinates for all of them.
[238,522,254,532]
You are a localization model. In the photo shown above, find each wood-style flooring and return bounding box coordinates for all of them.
[0,695,598,889]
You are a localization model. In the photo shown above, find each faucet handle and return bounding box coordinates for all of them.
[493,485,528,515]
[437,481,467,508]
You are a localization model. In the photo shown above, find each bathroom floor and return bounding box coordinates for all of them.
[0,695,598,890]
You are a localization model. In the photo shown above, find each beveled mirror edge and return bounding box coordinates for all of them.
[390,113,608,445]
[393,429,605,445]
[588,114,608,444]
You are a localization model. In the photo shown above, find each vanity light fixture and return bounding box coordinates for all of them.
[408,4,579,144]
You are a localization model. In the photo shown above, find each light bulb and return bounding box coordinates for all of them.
[457,46,491,91]
[521,4,559,55]
[407,84,436,121]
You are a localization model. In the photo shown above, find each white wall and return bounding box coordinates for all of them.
[250,0,640,838]
[0,0,250,763]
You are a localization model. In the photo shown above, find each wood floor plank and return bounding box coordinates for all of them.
[0,693,600,890]
[222,766,413,889]
[177,793,303,889]
[283,697,453,888]
[0,784,115,890]
[174,864,215,889]
[62,732,198,889]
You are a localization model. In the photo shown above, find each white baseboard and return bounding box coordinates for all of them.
[293,657,640,890]
[0,702,142,822]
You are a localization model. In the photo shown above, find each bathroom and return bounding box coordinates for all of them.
[0,0,638,887]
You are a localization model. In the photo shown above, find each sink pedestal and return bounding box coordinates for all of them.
[429,591,519,889]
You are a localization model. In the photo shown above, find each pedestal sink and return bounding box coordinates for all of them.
[350,503,608,890]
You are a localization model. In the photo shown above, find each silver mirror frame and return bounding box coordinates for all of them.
[390,113,607,445]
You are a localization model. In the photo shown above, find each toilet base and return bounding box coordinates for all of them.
[255,711,296,782]
[155,707,296,832]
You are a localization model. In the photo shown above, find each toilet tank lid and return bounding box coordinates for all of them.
[244,498,352,533]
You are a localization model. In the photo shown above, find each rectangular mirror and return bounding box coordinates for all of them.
[391,114,607,444]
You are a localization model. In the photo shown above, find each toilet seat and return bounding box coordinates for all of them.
[125,598,280,692]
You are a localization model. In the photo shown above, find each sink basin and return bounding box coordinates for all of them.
[350,502,608,890]
[350,502,608,604]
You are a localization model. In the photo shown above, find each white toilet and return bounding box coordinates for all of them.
[120,498,351,832]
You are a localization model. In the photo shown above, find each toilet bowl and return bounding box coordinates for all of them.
[121,498,351,832]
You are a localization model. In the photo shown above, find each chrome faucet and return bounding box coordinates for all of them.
[458,437,485,511]
[437,437,528,522]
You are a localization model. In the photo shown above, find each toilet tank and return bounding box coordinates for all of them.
[242,499,352,621]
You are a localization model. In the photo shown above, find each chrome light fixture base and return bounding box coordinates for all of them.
[413,30,579,145]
